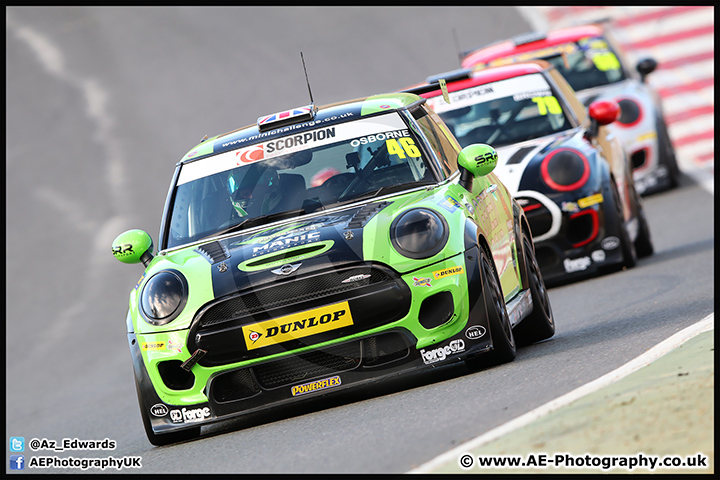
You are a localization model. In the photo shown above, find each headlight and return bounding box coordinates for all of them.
[540,148,590,192]
[616,98,642,127]
[391,208,448,259]
[140,270,188,326]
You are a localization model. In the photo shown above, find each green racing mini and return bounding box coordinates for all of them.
[112,93,555,445]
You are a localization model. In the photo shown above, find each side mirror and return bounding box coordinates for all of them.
[458,143,498,176]
[636,57,658,82]
[112,229,154,267]
[588,100,620,126]
[458,144,498,191]
[586,100,619,140]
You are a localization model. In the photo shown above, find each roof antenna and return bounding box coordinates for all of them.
[300,52,315,106]
[452,28,463,66]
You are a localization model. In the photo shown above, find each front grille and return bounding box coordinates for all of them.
[254,341,361,389]
[208,332,411,404]
[199,266,391,328]
[189,263,412,366]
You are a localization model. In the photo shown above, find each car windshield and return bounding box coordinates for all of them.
[426,73,572,148]
[488,36,626,91]
[166,112,435,248]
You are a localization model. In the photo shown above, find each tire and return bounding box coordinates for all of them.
[466,248,516,369]
[513,231,555,347]
[135,381,201,446]
[631,183,654,258]
[608,180,636,269]
[656,116,680,189]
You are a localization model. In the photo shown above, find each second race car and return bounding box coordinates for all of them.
[403,60,654,285]
[460,22,681,195]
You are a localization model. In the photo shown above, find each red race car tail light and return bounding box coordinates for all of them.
[540,148,590,191]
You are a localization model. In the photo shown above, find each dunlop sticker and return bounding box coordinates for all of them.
[242,301,353,350]
[291,375,342,397]
[432,266,464,280]
[141,342,165,351]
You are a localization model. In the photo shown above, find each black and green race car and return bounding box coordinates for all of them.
[112,92,555,446]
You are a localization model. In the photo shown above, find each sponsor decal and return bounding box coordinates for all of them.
[601,236,620,250]
[150,404,169,417]
[169,407,211,424]
[487,43,577,67]
[167,339,183,354]
[242,301,354,350]
[591,250,606,262]
[432,266,464,280]
[252,231,321,256]
[291,375,342,397]
[141,342,165,351]
[236,144,264,164]
[438,195,462,213]
[413,277,432,287]
[265,127,336,155]
[563,256,592,273]
[341,274,371,284]
[578,193,603,209]
[349,129,409,147]
[134,272,146,291]
[465,325,487,340]
[421,339,465,365]
[561,201,580,213]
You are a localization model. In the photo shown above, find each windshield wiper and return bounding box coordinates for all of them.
[208,208,306,239]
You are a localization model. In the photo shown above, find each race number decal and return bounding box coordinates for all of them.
[532,96,562,116]
[386,137,421,158]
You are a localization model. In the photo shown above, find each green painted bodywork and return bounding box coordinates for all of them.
[127,174,524,406]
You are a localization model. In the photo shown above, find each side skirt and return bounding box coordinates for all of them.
[506,289,533,328]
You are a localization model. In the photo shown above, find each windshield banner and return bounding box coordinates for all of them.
[178,113,408,185]
[426,74,552,114]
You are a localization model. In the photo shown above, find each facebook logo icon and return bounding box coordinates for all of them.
[10,437,25,452]
[10,455,25,470]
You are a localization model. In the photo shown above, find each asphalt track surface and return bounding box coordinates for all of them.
[6,7,714,474]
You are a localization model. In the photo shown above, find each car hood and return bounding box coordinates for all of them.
[493,130,577,193]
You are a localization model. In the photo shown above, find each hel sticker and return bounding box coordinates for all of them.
[141,342,165,351]
[242,301,354,350]
[465,325,487,340]
[432,266,464,280]
[413,277,432,287]
[591,250,606,262]
[601,236,620,250]
[291,375,342,397]
[578,193,603,209]
[150,404,169,417]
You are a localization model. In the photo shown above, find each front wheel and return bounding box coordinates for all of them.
[513,231,555,347]
[466,248,516,370]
